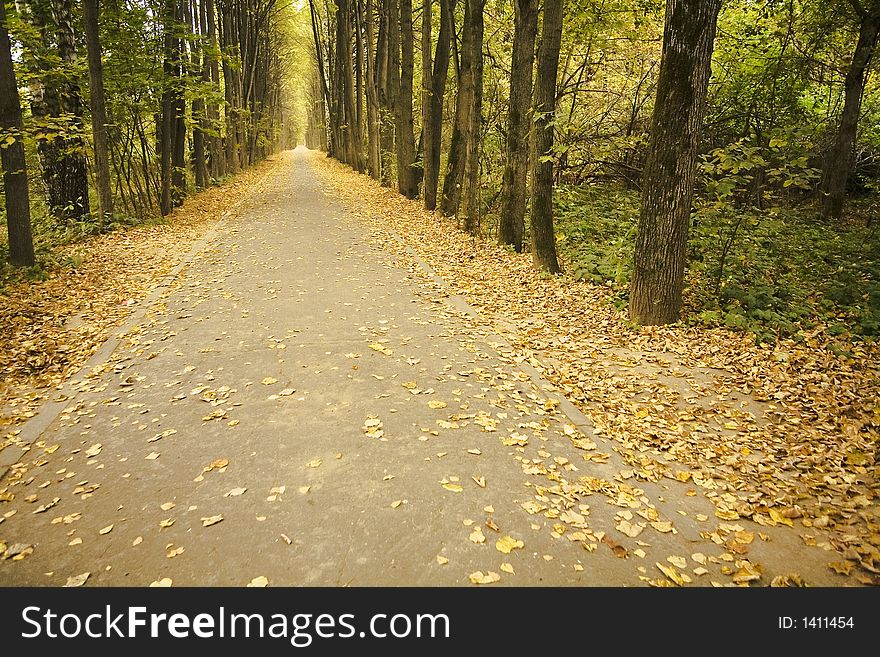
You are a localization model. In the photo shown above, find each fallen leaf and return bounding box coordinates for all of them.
[149,578,173,587]
[201,515,224,527]
[84,444,102,458]
[68,537,82,546]
[469,526,486,544]
[436,555,449,565]
[442,483,463,493]
[500,563,515,575]
[390,500,403,509]
[99,525,113,535]
[247,576,269,587]
[160,502,176,511]
[495,536,524,554]
[261,377,278,385]
[472,476,486,488]
[159,519,175,528]
[468,571,500,585]
[64,572,90,587]
[145,452,160,461]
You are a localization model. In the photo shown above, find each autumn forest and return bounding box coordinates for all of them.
[0,0,878,590]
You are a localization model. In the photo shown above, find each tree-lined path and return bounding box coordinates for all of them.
[0,150,853,586]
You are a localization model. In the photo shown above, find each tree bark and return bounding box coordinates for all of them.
[440,0,480,218]
[529,0,562,272]
[206,0,225,179]
[498,0,537,251]
[0,0,35,266]
[24,0,91,223]
[629,0,722,325]
[192,0,209,189]
[462,0,483,234]
[395,0,418,196]
[819,2,880,220]
[364,0,381,177]
[83,0,113,223]
[422,0,453,210]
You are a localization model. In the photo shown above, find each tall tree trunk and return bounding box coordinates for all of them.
[629,0,722,325]
[377,0,394,184]
[462,0,483,234]
[192,0,209,188]
[440,0,480,218]
[396,0,418,197]
[530,0,561,272]
[498,0,537,251]
[364,0,381,177]
[422,0,453,210]
[819,3,880,220]
[0,0,35,266]
[25,0,91,223]
[83,0,113,223]
[160,0,176,214]
[206,0,225,179]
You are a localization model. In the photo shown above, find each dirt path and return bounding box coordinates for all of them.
[0,148,857,586]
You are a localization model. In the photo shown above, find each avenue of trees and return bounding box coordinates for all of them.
[305,0,880,326]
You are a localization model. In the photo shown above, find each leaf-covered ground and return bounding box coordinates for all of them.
[313,155,879,584]
[0,157,284,438]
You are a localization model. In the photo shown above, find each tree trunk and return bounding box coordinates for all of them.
[462,0,483,234]
[395,0,418,197]
[529,0,562,272]
[192,0,209,189]
[364,0,381,177]
[498,0,537,251]
[83,0,113,223]
[819,4,880,220]
[206,0,225,179]
[0,0,35,266]
[440,0,480,218]
[25,0,91,223]
[377,0,394,184]
[160,0,176,214]
[629,0,722,325]
[422,0,453,210]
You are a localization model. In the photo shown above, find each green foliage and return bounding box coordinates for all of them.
[555,184,880,342]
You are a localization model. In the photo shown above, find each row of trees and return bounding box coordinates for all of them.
[306,0,880,325]
[1,0,297,268]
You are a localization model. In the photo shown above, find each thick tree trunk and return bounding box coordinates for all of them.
[498,0,537,251]
[396,0,418,197]
[377,0,394,184]
[0,0,35,266]
[462,0,483,234]
[629,0,722,325]
[365,0,381,177]
[440,0,480,218]
[422,0,453,210]
[192,0,209,189]
[83,0,113,222]
[819,5,880,220]
[530,0,561,272]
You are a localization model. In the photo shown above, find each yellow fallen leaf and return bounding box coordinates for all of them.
[64,572,90,587]
[436,555,449,565]
[495,536,524,554]
[472,476,486,488]
[201,515,223,527]
[468,571,500,585]
[469,527,486,544]
[428,400,448,409]
[68,537,82,546]
[306,459,322,468]
[442,483,463,493]
[390,500,402,509]
[159,519,175,528]
[247,576,269,587]
[99,525,113,535]
[500,563,515,575]
[769,509,794,527]
[149,578,173,587]
[261,377,278,385]
[649,521,674,533]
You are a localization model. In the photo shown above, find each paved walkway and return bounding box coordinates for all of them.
[0,148,836,586]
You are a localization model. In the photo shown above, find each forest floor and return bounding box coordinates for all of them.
[0,147,876,587]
